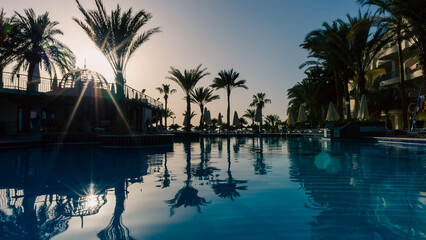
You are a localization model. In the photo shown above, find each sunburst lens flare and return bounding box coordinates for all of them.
[104,85,132,133]
[61,81,89,143]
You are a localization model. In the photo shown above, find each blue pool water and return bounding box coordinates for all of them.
[0,137,425,240]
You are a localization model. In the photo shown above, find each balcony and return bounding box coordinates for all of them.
[0,72,52,93]
[378,70,400,87]
[378,41,411,61]
[378,45,398,61]
[405,63,422,81]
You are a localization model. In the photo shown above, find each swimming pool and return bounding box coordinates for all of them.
[0,137,425,239]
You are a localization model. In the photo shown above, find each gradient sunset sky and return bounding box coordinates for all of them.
[3,0,365,125]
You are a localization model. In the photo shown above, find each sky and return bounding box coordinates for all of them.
[3,0,365,125]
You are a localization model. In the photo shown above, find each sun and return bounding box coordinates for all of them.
[74,45,115,83]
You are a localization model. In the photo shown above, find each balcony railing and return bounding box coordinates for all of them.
[0,72,52,92]
[0,72,163,109]
[378,70,400,87]
[110,83,163,109]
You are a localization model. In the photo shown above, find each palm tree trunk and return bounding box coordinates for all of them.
[333,71,343,116]
[27,62,36,91]
[343,79,351,120]
[186,94,191,132]
[23,62,37,132]
[397,36,408,129]
[0,67,3,88]
[164,99,168,130]
[419,50,426,88]
[199,105,204,127]
[227,91,230,125]
[358,72,366,96]
[259,106,263,132]
[115,72,128,133]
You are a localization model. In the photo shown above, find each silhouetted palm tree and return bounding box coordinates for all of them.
[357,0,422,128]
[0,9,15,88]
[250,93,271,131]
[190,86,220,127]
[346,11,389,96]
[11,8,75,132]
[239,117,248,128]
[366,86,400,125]
[243,109,256,126]
[74,0,160,100]
[12,8,76,86]
[211,69,248,125]
[165,108,175,123]
[167,64,209,132]
[396,1,426,82]
[74,0,159,132]
[265,114,281,132]
[300,20,353,118]
[156,84,176,129]
[358,0,425,84]
[287,67,335,125]
[182,110,197,131]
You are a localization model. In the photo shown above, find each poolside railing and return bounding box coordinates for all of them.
[1,72,52,92]
[119,83,163,109]
[0,72,163,109]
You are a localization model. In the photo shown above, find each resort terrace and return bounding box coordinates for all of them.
[0,71,163,109]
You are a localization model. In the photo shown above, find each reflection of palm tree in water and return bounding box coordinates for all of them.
[252,137,269,175]
[97,180,135,240]
[193,138,218,180]
[157,153,172,188]
[4,192,72,240]
[288,139,426,239]
[212,138,247,201]
[165,141,209,216]
[1,153,71,239]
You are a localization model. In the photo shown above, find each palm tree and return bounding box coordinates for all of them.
[366,86,400,127]
[357,0,422,128]
[287,67,335,125]
[156,84,176,129]
[181,110,197,131]
[265,114,281,132]
[346,11,389,96]
[211,69,248,125]
[300,20,353,118]
[250,93,271,131]
[74,0,160,131]
[11,9,75,132]
[167,64,209,132]
[190,87,220,127]
[11,8,76,87]
[239,117,248,128]
[398,1,426,82]
[0,9,15,88]
[165,108,175,121]
[243,109,256,126]
[365,0,425,83]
